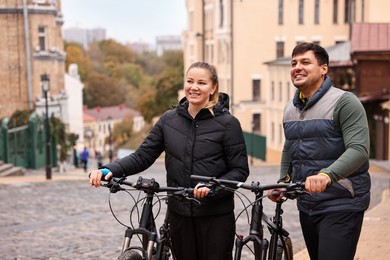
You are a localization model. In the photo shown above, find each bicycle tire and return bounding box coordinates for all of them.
[275,236,293,260]
[118,249,143,260]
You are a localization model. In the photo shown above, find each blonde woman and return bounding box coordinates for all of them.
[89,61,249,260]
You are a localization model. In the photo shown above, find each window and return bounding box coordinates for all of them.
[333,0,338,24]
[219,0,224,27]
[279,82,283,102]
[271,81,275,101]
[298,0,304,24]
[252,79,261,102]
[279,123,283,144]
[271,122,275,142]
[38,26,48,51]
[287,81,291,101]
[278,0,284,25]
[252,114,261,133]
[314,0,320,24]
[344,0,356,24]
[276,41,284,58]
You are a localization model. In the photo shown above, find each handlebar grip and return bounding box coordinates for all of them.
[191,175,213,182]
[271,190,282,197]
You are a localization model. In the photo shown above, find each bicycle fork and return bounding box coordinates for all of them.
[121,193,158,260]
[234,192,268,260]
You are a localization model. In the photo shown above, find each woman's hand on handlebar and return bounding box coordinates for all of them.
[194,183,211,199]
[89,169,113,188]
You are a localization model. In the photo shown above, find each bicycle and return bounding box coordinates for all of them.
[102,176,196,260]
[191,175,306,260]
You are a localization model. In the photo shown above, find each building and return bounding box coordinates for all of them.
[183,0,390,163]
[0,0,65,119]
[127,41,152,54]
[83,104,145,158]
[63,26,106,49]
[156,35,182,56]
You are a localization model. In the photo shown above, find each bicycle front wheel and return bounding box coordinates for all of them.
[275,236,293,260]
[118,249,143,260]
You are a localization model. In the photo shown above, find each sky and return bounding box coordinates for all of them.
[61,0,187,45]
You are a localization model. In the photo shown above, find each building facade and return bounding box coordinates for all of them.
[0,0,65,119]
[83,104,145,159]
[62,26,106,49]
[183,0,390,162]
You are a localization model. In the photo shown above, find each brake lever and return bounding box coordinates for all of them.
[173,189,201,205]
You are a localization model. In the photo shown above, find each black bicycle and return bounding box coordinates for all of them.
[191,175,306,260]
[102,176,196,260]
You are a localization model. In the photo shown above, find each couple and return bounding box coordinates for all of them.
[89,42,370,260]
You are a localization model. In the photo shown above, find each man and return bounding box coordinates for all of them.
[269,42,370,260]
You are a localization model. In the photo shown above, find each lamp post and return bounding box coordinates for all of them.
[108,117,113,162]
[41,73,51,180]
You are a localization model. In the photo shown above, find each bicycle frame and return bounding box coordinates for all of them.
[104,177,193,260]
[190,175,304,260]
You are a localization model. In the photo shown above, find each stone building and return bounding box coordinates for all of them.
[0,0,65,119]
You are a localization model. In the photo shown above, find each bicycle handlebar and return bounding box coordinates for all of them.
[103,176,195,197]
[191,175,305,195]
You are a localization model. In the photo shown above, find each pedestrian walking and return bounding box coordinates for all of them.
[268,42,371,260]
[79,147,89,173]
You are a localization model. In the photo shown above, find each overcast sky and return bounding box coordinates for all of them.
[61,0,187,44]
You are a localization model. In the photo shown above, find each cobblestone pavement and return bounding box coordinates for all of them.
[0,161,388,259]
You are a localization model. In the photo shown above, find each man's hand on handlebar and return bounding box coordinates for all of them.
[267,188,285,202]
[305,174,330,193]
[89,169,113,188]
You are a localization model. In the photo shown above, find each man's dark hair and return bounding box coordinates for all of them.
[292,42,329,66]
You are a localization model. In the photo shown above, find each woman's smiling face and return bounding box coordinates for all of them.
[184,67,216,109]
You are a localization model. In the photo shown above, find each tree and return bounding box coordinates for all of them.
[84,73,125,107]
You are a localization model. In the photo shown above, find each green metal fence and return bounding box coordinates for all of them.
[243,131,266,161]
[0,113,57,169]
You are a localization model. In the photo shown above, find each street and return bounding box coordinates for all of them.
[0,162,388,259]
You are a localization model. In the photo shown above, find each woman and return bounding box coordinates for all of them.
[89,61,249,260]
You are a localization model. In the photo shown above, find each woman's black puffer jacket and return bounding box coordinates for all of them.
[103,93,249,217]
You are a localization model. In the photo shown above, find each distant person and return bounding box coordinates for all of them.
[89,61,249,260]
[268,42,370,260]
[79,147,89,173]
[96,151,103,168]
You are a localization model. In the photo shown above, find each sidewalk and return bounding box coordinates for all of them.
[0,161,389,260]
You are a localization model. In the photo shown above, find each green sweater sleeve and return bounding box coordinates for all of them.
[279,143,292,182]
[320,92,370,182]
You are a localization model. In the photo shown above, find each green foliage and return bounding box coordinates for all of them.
[8,110,33,128]
[64,38,184,123]
[112,118,133,145]
[136,51,184,122]
[84,73,125,107]
[50,117,68,162]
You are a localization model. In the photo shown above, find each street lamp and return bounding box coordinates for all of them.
[41,73,51,180]
[108,116,113,162]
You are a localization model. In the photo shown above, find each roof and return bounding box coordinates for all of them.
[265,42,352,66]
[327,41,352,64]
[83,112,96,123]
[83,104,141,121]
[351,23,390,53]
